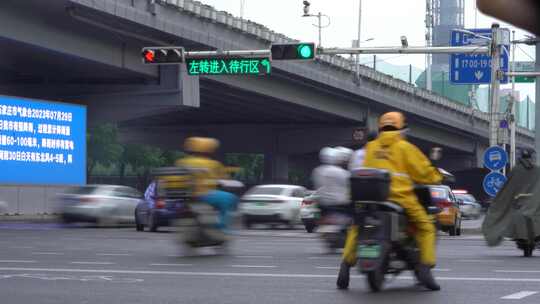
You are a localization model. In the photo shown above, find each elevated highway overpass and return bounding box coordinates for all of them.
[0,0,534,184]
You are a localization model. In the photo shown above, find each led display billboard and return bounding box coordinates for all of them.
[0,95,86,185]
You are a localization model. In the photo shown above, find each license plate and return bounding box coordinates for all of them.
[256,202,266,206]
[358,244,381,259]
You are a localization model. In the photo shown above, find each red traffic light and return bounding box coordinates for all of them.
[141,47,184,64]
[143,50,155,63]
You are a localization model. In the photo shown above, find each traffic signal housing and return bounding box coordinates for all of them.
[271,43,316,60]
[141,47,184,64]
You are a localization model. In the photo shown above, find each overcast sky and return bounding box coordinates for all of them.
[200,0,537,101]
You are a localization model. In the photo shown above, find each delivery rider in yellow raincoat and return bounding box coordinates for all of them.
[175,137,238,230]
[337,112,443,291]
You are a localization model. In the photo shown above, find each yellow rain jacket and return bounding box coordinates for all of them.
[342,131,442,266]
[175,155,226,197]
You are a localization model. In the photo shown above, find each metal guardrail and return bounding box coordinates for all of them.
[157,0,533,139]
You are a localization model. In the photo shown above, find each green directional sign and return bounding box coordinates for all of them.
[186,58,271,76]
[515,76,536,83]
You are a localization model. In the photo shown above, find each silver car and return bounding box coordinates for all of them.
[58,185,144,226]
[454,192,482,219]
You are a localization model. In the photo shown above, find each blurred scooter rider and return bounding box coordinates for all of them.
[348,131,378,171]
[338,112,442,291]
[176,137,238,230]
[334,147,354,170]
[312,147,351,216]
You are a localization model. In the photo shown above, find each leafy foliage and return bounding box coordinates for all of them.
[87,124,123,178]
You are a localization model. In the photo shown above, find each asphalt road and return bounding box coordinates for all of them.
[0,223,539,304]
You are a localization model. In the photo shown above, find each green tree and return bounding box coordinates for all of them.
[162,150,185,166]
[87,124,123,179]
[120,144,165,189]
[225,153,264,183]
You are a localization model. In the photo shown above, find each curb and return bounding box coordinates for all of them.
[0,214,60,223]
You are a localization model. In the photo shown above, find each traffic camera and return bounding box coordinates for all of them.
[271,43,316,60]
[303,1,311,16]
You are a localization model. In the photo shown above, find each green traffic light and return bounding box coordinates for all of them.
[297,44,313,59]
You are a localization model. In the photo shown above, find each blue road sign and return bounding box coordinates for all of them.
[450,28,509,84]
[483,146,508,171]
[483,172,507,197]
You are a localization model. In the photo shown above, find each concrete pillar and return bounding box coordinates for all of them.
[536,40,540,165]
[475,141,485,168]
[264,153,289,184]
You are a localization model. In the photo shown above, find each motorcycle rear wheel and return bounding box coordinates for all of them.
[366,255,388,293]
[367,268,386,292]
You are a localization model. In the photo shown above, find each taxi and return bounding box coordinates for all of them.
[429,185,462,236]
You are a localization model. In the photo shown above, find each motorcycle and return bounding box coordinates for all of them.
[317,208,352,253]
[153,167,243,255]
[349,168,440,292]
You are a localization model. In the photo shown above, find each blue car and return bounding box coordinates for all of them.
[134,181,183,232]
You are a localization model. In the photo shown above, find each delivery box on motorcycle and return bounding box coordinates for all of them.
[350,169,406,243]
[152,166,194,200]
[350,168,391,201]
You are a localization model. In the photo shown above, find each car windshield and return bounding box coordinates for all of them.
[429,187,448,201]
[246,186,287,196]
[455,194,476,203]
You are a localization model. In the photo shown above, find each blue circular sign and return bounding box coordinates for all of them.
[483,172,507,197]
[483,146,508,171]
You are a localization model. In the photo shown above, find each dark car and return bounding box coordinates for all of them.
[135,199,184,232]
[134,181,184,232]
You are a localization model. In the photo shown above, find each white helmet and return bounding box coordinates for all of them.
[319,147,340,165]
[334,146,353,164]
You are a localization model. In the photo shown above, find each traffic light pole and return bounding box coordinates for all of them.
[184,49,271,59]
[489,24,501,149]
[318,46,489,55]
[510,30,516,169]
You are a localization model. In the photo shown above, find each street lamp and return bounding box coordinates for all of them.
[301,1,330,47]
[352,38,375,81]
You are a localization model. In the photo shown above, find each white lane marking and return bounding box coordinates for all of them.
[150,264,193,267]
[0,273,143,283]
[32,252,64,255]
[235,256,273,259]
[316,266,339,270]
[230,265,277,268]
[458,259,503,263]
[70,262,115,265]
[96,253,132,256]
[495,270,540,273]
[9,246,34,249]
[4,267,540,282]
[308,289,336,293]
[249,246,276,250]
[314,266,450,271]
[501,291,538,300]
[0,260,37,263]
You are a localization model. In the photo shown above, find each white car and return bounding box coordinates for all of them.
[453,191,482,219]
[58,185,144,226]
[239,185,307,228]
